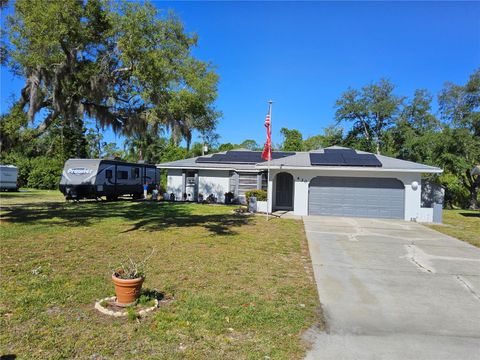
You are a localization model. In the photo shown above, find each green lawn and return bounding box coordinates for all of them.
[427,209,480,248]
[0,190,322,359]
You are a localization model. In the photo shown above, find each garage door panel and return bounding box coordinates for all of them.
[309,176,405,219]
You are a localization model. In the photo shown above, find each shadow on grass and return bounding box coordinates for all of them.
[141,288,166,302]
[460,212,480,218]
[0,201,251,235]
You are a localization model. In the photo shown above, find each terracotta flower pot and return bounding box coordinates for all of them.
[111,275,145,306]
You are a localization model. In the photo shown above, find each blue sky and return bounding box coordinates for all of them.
[1,1,479,148]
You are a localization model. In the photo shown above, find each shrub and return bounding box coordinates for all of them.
[438,173,470,208]
[245,189,267,202]
[27,157,64,190]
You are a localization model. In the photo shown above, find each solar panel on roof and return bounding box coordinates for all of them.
[310,149,382,167]
[196,151,294,164]
[342,153,382,167]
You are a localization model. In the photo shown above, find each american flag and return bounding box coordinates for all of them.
[261,109,272,161]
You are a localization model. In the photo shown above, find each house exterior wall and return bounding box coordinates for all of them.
[268,169,423,222]
[198,170,230,202]
[166,169,183,200]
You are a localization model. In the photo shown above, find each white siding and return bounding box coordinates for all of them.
[167,169,183,201]
[418,207,434,222]
[268,169,423,222]
[198,170,230,202]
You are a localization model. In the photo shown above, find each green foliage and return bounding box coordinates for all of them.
[4,0,219,147]
[27,157,64,190]
[188,142,205,157]
[438,173,470,209]
[217,143,236,152]
[102,142,124,160]
[239,139,260,151]
[245,189,267,201]
[335,79,403,154]
[0,152,32,187]
[437,70,480,209]
[160,139,188,163]
[439,69,480,137]
[280,128,303,151]
[137,294,156,307]
[126,306,139,321]
[303,135,324,151]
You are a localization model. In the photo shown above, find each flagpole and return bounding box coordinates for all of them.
[267,100,273,221]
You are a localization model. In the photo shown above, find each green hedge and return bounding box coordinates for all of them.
[1,153,63,190]
[245,189,267,201]
[27,157,64,189]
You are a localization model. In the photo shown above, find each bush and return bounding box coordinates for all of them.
[27,157,64,190]
[438,173,469,208]
[245,189,267,202]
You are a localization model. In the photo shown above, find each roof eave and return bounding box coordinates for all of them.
[254,165,443,173]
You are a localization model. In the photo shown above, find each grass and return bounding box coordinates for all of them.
[427,209,480,248]
[0,190,322,359]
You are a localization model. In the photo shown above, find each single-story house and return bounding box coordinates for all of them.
[157,146,443,222]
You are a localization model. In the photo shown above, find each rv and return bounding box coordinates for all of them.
[0,165,19,191]
[59,159,160,200]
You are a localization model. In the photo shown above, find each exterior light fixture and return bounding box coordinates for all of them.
[411,181,419,191]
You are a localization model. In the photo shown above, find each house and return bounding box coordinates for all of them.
[156,146,443,222]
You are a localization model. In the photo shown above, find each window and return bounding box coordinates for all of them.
[105,170,113,179]
[117,170,128,180]
[186,171,196,186]
[132,167,140,179]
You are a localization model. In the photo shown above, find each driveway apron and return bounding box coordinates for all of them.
[304,216,480,360]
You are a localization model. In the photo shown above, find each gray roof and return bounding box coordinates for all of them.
[255,146,442,173]
[157,146,442,174]
[156,149,259,171]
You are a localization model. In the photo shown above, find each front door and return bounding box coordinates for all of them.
[275,172,293,209]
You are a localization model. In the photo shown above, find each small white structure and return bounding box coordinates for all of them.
[0,165,19,191]
[157,147,443,223]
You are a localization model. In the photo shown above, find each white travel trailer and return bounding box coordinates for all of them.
[0,165,19,191]
[59,159,160,200]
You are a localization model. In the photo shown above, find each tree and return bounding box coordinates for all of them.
[439,69,480,137]
[438,70,480,209]
[390,89,440,163]
[86,125,104,158]
[189,142,204,157]
[102,142,124,160]
[239,139,260,151]
[217,143,236,152]
[303,135,324,151]
[4,0,219,145]
[280,128,303,151]
[335,79,403,154]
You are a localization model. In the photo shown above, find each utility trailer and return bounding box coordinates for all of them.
[0,165,19,191]
[59,159,160,200]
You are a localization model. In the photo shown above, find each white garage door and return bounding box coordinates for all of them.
[309,176,405,219]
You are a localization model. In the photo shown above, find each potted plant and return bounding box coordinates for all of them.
[111,250,154,306]
[198,193,204,203]
[224,191,234,204]
[245,189,268,213]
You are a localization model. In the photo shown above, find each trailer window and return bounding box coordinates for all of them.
[132,168,140,179]
[117,170,128,180]
[105,170,113,179]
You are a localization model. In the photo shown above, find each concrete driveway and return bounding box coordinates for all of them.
[304,216,480,360]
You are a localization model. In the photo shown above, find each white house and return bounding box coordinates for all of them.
[157,146,443,222]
